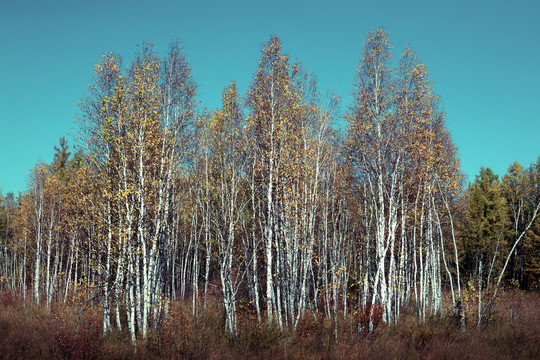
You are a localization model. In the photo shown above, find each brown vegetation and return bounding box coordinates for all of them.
[0,289,538,359]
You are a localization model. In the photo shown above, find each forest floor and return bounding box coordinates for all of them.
[0,289,539,359]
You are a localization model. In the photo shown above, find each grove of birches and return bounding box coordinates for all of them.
[0,29,539,344]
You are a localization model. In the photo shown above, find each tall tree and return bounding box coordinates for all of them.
[465,167,507,284]
[202,81,247,339]
[246,35,294,327]
[501,162,527,286]
[79,40,197,342]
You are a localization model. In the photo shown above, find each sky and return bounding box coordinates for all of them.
[1,0,539,196]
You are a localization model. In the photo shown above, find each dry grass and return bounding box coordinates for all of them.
[0,289,539,359]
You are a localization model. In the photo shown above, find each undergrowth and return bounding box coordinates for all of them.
[0,289,538,359]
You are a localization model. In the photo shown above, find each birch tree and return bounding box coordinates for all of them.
[347,28,398,328]
[246,35,293,326]
[348,29,462,329]
[201,81,247,339]
[79,41,196,342]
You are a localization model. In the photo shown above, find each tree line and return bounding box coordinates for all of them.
[0,28,539,343]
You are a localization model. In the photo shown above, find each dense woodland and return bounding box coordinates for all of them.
[0,28,539,349]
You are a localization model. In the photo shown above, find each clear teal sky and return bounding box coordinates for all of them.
[1,0,539,196]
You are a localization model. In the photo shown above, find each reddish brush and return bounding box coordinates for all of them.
[357,304,384,332]
[0,290,539,359]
